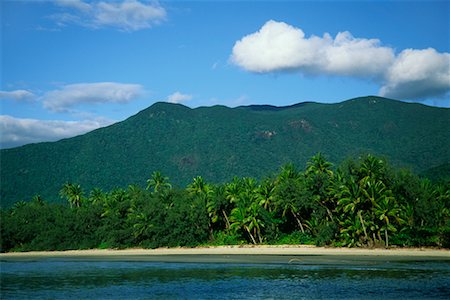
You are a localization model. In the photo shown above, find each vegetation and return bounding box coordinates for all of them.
[1,96,449,207]
[1,153,449,252]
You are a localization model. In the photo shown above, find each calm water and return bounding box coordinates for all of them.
[1,258,450,299]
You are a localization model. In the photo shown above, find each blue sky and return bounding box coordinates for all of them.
[1,0,449,148]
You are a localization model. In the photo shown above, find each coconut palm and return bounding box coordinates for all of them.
[187,176,210,196]
[146,171,172,193]
[339,214,365,247]
[336,177,369,242]
[374,192,403,247]
[31,195,44,206]
[89,188,106,205]
[274,166,307,233]
[210,185,231,229]
[257,179,276,211]
[359,154,386,185]
[131,212,154,241]
[305,153,336,222]
[60,183,84,208]
[230,206,254,244]
[225,177,243,204]
[306,152,334,177]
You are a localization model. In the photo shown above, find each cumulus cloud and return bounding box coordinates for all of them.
[0,115,115,149]
[380,48,450,99]
[0,90,36,101]
[51,0,166,31]
[231,20,394,78]
[42,82,145,112]
[166,92,192,104]
[231,20,450,100]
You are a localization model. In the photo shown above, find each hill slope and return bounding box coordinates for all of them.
[1,96,449,206]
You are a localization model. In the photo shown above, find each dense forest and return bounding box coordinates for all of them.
[2,97,449,207]
[1,153,449,252]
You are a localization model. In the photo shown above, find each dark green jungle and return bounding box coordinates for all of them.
[1,153,449,252]
[0,96,449,251]
[1,96,449,207]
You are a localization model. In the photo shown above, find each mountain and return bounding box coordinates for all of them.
[1,96,449,207]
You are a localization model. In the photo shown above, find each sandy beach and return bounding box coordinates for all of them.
[2,245,449,264]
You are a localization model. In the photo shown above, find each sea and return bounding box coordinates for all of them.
[1,256,450,299]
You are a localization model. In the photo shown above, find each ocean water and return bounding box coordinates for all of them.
[1,258,450,299]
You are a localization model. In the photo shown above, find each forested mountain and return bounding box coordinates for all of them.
[1,96,449,207]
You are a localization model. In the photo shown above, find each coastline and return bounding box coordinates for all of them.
[2,245,449,264]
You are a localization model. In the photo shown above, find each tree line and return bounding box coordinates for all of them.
[1,153,449,252]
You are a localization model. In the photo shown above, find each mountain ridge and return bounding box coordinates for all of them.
[1,96,449,207]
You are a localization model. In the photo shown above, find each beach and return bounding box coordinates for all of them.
[3,246,450,299]
[2,245,449,264]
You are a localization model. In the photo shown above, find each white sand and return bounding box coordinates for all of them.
[1,245,449,261]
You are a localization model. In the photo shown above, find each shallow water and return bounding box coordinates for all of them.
[1,259,450,299]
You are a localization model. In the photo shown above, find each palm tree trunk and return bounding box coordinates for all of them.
[357,211,368,241]
[385,228,389,248]
[294,213,305,233]
[222,210,231,229]
[245,226,257,244]
[256,227,263,244]
[326,207,334,222]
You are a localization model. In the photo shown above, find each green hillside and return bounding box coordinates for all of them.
[1,96,449,207]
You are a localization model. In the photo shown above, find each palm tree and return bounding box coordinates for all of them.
[374,193,402,247]
[336,177,369,242]
[359,154,386,184]
[274,169,307,234]
[306,152,334,177]
[257,179,276,211]
[89,188,105,205]
[60,183,84,208]
[210,185,231,229]
[225,177,242,204]
[277,163,299,182]
[339,214,365,247]
[230,206,257,244]
[187,176,210,196]
[305,153,335,222]
[131,212,154,241]
[146,171,172,193]
[31,195,44,206]
[247,201,265,244]
[11,201,27,215]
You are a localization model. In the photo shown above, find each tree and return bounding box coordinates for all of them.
[336,176,369,244]
[60,183,84,208]
[274,164,313,234]
[257,179,276,212]
[89,188,106,205]
[188,176,216,238]
[374,191,403,247]
[146,171,172,193]
[305,153,335,222]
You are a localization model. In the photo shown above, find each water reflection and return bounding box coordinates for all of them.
[2,260,450,299]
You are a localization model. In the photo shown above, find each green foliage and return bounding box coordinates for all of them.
[276,231,314,245]
[1,97,449,208]
[1,153,449,252]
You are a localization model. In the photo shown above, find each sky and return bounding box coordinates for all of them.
[1,0,449,149]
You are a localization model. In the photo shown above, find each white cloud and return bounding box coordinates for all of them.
[51,0,166,31]
[0,90,36,101]
[380,48,450,99]
[166,92,192,104]
[54,0,91,12]
[231,20,450,100]
[230,20,394,78]
[42,82,145,112]
[0,115,115,149]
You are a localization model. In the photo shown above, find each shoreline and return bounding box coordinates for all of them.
[2,245,449,263]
